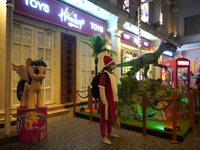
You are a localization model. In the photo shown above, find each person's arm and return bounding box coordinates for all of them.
[99,73,109,120]
[99,86,107,105]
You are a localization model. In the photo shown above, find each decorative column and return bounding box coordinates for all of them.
[107,18,125,80]
[150,40,162,79]
[109,29,123,80]
[5,0,13,135]
[155,0,161,23]
[171,5,179,38]
[0,1,6,119]
[137,1,142,80]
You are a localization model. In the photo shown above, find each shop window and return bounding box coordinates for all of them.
[123,0,129,13]
[80,41,103,101]
[12,24,53,106]
[12,25,32,105]
[141,0,149,24]
[185,14,200,35]
[81,42,93,99]
[36,29,52,103]
[121,47,149,79]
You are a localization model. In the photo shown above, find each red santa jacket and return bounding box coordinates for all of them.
[99,72,116,119]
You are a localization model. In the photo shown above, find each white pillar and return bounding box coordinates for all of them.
[0,1,6,118]
[155,0,161,23]
[5,0,13,135]
[151,39,162,79]
[107,17,125,81]
[109,29,123,80]
[172,5,179,36]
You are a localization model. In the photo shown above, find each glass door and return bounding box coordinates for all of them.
[12,24,54,107]
[36,29,53,104]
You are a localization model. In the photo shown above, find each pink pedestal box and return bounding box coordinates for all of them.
[16,106,47,142]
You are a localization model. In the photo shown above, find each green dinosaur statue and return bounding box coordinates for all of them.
[117,42,177,78]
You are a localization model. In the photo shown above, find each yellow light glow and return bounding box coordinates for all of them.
[160,12,163,25]
[120,44,148,53]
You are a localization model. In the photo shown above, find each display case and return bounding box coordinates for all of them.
[160,58,190,94]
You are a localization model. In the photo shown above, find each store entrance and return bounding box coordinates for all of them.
[61,33,76,103]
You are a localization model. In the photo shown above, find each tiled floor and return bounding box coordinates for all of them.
[0,106,200,150]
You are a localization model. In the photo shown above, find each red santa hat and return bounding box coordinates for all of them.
[103,56,114,67]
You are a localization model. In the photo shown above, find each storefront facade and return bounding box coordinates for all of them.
[172,0,200,89]
[120,31,151,79]
[10,0,110,107]
[1,0,170,111]
[2,0,178,127]
[1,0,184,136]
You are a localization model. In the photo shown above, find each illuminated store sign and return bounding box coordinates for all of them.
[141,0,149,24]
[177,61,189,66]
[190,57,200,73]
[162,50,174,57]
[124,34,130,39]
[25,0,50,13]
[58,8,85,30]
[123,0,129,13]
[90,22,104,33]
[14,0,106,37]
[121,31,150,50]
[144,42,149,46]
[121,49,138,57]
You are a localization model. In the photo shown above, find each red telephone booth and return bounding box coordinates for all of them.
[160,58,190,93]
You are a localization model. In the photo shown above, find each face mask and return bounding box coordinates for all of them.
[110,64,116,70]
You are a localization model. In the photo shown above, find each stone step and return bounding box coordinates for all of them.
[11,104,68,118]
[47,109,70,118]
[47,104,66,111]
[0,118,17,129]
[0,108,70,129]
[0,114,5,121]
[11,110,17,118]
[2,109,70,121]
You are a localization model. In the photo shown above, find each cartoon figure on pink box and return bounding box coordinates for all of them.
[16,106,47,142]
[12,58,47,109]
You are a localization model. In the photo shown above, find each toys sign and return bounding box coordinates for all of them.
[25,0,50,13]
[14,0,106,37]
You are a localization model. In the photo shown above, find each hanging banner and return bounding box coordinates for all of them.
[14,0,106,37]
[121,31,150,50]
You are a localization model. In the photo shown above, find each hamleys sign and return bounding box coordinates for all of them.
[14,0,106,37]
[121,31,150,50]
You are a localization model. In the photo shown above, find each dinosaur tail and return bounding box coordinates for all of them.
[116,61,133,67]
[17,79,26,101]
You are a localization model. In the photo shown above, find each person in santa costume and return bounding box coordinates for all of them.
[98,55,119,145]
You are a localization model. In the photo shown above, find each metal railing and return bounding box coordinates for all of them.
[72,87,198,143]
[72,86,93,122]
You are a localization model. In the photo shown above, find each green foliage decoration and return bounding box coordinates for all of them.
[118,77,187,121]
[79,34,117,58]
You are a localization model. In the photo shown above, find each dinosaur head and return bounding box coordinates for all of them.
[163,42,177,52]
